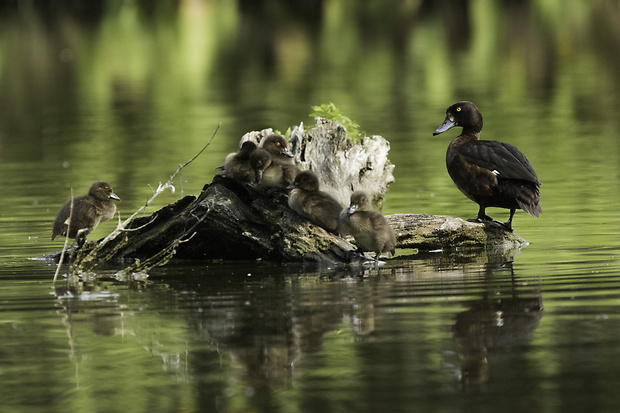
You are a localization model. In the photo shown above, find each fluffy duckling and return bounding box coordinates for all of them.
[223,141,257,183]
[287,170,343,233]
[52,181,121,247]
[251,134,298,188]
[339,191,396,261]
[433,101,541,231]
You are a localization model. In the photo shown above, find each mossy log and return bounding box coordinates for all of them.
[49,118,527,272]
[58,177,527,272]
[387,213,527,251]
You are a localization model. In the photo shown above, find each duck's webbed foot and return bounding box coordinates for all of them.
[467,213,493,225]
[468,208,515,232]
[489,219,513,232]
[467,216,493,224]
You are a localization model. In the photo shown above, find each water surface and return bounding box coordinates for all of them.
[2,1,620,412]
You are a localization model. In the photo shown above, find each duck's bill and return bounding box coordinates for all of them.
[110,193,121,201]
[433,117,456,135]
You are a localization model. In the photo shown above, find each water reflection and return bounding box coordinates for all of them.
[48,248,541,408]
[3,0,620,411]
[452,262,543,389]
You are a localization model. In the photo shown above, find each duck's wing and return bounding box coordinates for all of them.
[300,193,342,232]
[460,140,540,185]
[51,195,97,239]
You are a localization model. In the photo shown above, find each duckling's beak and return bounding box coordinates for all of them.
[110,193,121,201]
[286,184,296,191]
[254,170,263,184]
[283,148,294,158]
[347,205,357,214]
[433,116,456,135]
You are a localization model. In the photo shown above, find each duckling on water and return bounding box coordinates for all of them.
[340,191,396,262]
[52,181,121,247]
[287,170,342,234]
[433,101,541,231]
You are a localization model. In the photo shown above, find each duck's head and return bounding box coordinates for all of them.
[288,170,320,192]
[238,141,257,158]
[433,101,483,136]
[260,134,293,158]
[90,181,121,201]
[250,149,272,183]
[348,191,372,213]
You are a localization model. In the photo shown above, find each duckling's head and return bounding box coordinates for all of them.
[291,170,320,192]
[348,191,372,213]
[238,141,257,158]
[89,181,120,201]
[433,101,483,136]
[250,149,272,183]
[260,134,293,158]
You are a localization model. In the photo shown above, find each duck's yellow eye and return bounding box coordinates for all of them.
[456,107,462,112]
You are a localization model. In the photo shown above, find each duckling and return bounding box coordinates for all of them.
[433,101,541,231]
[52,181,121,247]
[340,191,396,261]
[287,170,343,233]
[223,141,257,183]
[249,148,272,184]
[251,134,298,188]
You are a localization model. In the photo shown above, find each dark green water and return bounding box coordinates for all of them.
[2,1,620,412]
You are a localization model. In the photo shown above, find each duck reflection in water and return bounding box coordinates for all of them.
[451,262,542,389]
[434,101,541,231]
[52,181,120,248]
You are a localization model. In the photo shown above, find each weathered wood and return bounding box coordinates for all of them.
[242,118,394,207]
[47,118,528,272]
[387,213,527,251]
[63,175,354,272]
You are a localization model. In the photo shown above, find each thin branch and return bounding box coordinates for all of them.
[71,123,221,274]
[119,214,158,232]
[181,122,220,168]
[53,189,73,283]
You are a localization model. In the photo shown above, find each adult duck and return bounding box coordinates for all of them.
[433,101,541,231]
[52,181,121,247]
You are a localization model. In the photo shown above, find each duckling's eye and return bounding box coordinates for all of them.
[456,107,462,112]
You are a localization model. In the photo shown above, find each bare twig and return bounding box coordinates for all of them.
[115,121,219,230]
[71,123,220,274]
[53,189,73,283]
[119,214,158,232]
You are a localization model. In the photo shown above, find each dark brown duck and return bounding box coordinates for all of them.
[52,181,120,247]
[433,101,541,231]
[287,170,342,234]
[339,191,396,261]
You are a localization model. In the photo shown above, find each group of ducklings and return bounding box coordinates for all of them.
[52,101,542,261]
[223,134,397,262]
